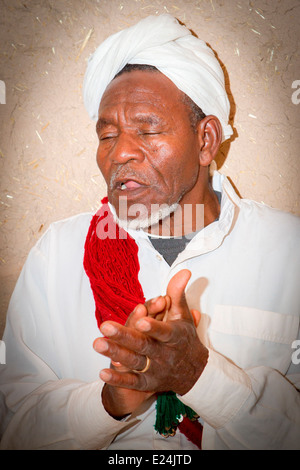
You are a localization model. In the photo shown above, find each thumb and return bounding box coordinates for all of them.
[166,269,192,321]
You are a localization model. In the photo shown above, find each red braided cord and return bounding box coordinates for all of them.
[84,197,145,327]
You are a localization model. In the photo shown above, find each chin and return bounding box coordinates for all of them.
[112,201,179,231]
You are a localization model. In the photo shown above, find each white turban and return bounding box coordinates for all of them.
[83,14,233,142]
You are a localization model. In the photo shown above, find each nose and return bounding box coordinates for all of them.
[109,132,144,165]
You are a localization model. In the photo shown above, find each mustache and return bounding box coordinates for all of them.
[109,166,151,190]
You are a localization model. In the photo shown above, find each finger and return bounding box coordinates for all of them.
[166,269,192,321]
[125,303,148,328]
[126,297,167,329]
[162,295,171,321]
[100,369,138,389]
[111,360,122,368]
[99,321,151,355]
[150,312,165,321]
[110,360,130,372]
[144,296,169,319]
[135,316,177,343]
[100,368,147,391]
[191,309,201,327]
[93,337,149,371]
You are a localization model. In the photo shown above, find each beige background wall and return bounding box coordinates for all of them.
[0,0,299,337]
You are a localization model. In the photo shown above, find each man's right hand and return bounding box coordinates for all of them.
[93,296,170,419]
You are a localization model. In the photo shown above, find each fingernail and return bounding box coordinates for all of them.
[100,370,112,382]
[111,360,121,367]
[136,319,151,332]
[94,338,108,352]
[101,323,117,336]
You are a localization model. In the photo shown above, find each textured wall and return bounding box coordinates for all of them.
[0,0,299,336]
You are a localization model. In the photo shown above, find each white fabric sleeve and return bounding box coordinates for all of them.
[0,238,136,450]
[180,348,300,450]
[0,378,135,450]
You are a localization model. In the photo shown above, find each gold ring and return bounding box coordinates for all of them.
[133,356,151,374]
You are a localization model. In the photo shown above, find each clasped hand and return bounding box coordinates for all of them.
[93,269,208,418]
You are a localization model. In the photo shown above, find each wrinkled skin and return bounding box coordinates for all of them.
[95,70,222,233]
[93,270,208,418]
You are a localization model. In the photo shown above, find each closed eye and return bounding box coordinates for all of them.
[99,134,117,141]
[141,131,162,136]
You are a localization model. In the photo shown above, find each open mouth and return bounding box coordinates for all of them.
[115,179,146,192]
[120,180,143,191]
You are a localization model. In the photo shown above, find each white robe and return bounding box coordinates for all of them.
[0,172,299,450]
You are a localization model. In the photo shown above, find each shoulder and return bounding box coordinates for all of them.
[47,212,94,237]
[237,199,300,251]
[219,172,300,238]
[239,199,300,231]
[34,212,94,256]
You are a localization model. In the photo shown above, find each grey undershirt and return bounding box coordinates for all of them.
[149,191,222,266]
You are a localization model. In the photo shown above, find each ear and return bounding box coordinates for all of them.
[197,115,222,167]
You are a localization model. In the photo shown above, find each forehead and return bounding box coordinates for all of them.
[98,70,186,118]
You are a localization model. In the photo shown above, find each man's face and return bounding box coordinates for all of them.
[96,70,202,228]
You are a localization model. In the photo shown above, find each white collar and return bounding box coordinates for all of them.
[108,171,241,258]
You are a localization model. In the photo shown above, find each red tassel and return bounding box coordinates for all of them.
[178,418,203,449]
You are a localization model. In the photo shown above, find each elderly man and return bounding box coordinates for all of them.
[0,14,299,450]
